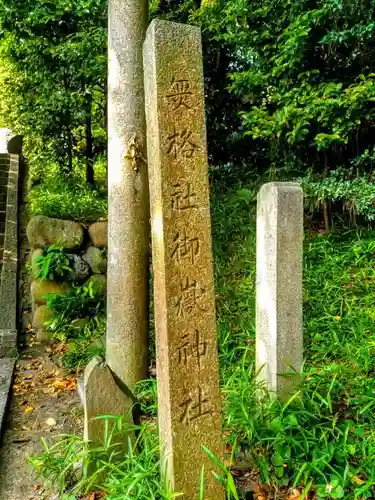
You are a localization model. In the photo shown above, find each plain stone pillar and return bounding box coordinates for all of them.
[144,20,223,499]
[83,0,149,451]
[256,182,303,400]
[107,0,150,390]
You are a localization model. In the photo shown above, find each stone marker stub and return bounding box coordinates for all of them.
[83,357,133,448]
[256,182,303,401]
[144,20,223,499]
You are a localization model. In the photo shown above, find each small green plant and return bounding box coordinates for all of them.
[202,445,239,500]
[61,338,105,372]
[46,279,106,336]
[44,279,107,371]
[134,379,158,417]
[58,316,106,372]
[34,245,72,281]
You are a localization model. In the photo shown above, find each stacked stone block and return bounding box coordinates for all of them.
[26,216,108,341]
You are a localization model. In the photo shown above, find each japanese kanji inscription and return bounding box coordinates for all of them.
[166,77,194,110]
[144,19,223,500]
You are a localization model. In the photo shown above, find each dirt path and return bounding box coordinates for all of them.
[0,341,82,500]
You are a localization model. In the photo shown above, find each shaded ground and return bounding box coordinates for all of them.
[0,340,82,500]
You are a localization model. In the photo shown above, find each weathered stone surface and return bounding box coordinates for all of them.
[27,215,84,249]
[144,20,223,499]
[32,305,54,330]
[31,279,71,305]
[30,248,43,276]
[36,329,52,343]
[33,304,55,343]
[83,246,107,274]
[68,254,91,282]
[256,183,303,400]
[0,154,19,342]
[0,358,15,436]
[88,222,107,248]
[84,274,107,296]
[83,357,133,448]
[0,330,17,358]
[106,0,149,393]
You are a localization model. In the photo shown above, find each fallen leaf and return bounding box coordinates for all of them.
[24,405,34,414]
[288,488,301,499]
[353,475,365,485]
[52,378,77,391]
[45,417,56,427]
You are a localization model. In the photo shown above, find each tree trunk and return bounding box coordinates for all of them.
[323,199,330,233]
[107,0,149,391]
[67,128,73,173]
[85,93,94,185]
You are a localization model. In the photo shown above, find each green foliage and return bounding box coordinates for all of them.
[202,446,239,500]
[134,379,158,417]
[32,179,375,496]
[59,315,106,372]
[46,281,106,338]
[28,178,107,222]
[29,416,234,498]
[29,419,185,499]
[300,169,375,222]
[213,184,375,497]
[0,0,107,180]
[187,0,375,218]
[34,245,71,281]
[45,278,106,371]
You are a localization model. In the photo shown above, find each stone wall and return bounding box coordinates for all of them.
[26,216,107,341]
[0,154,19,357]
[0,155,11,261]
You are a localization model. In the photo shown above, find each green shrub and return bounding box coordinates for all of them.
[28,179,107,222]
[299,169,375,223]
[46,280,105,326]
[34,245,72,281]
[60,316,106,372]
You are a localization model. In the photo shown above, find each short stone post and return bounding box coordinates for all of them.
[144,20,223,499]
[256,182,303,400]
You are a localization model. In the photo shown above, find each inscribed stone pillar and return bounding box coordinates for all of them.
[256,182,303,400]
[144,20,223,499]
